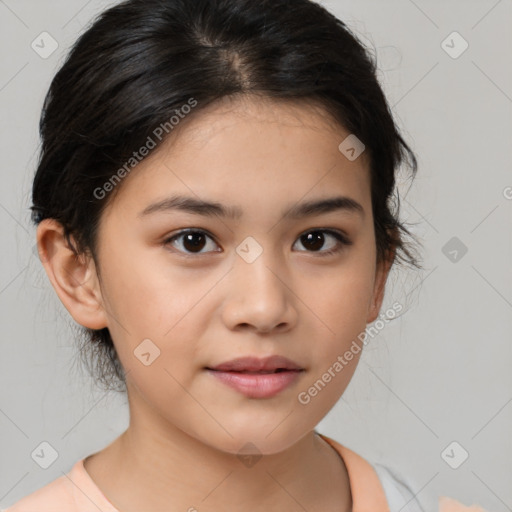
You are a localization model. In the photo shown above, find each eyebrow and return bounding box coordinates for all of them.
[138,194,365,220]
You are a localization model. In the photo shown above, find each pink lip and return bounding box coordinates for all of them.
[205,355,305,398]
[207,355,303,372]
[207,369,303,398]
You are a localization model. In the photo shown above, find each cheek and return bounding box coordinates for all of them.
[101,244,215,332]
[99,257,213,383]
[307,258,375,333]
[302,254,375,382]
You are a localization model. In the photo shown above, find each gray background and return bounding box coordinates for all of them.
[1,1,511,511]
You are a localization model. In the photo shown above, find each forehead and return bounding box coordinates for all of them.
[169,94,346,142]
[172,95,360,159]
[101,94,371,220]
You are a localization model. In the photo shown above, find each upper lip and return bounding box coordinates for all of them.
[206,355,304,372]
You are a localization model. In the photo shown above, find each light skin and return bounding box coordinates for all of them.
[37,94,394,512]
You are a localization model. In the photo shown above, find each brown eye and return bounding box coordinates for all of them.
[300,231,325,251]
[163,228,351,258]
[164,229,220,255]
[293,229,352,256]
[182,232,207,252]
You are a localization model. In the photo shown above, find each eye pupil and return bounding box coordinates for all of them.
[184,233,206,252]
[302,231,324,251]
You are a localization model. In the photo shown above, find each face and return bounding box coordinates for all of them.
[39,95,392,455]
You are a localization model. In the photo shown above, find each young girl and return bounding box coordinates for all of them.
[1,0,488,511]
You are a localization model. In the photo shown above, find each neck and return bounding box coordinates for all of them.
[84,389,352,512]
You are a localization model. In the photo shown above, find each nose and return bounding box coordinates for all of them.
[221,249,298,334]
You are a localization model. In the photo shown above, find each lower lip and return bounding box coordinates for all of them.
[206,369,303,398]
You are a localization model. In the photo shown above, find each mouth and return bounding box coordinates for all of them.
[204,355,305,398]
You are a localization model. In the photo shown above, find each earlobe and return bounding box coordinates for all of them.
[36,219,108,330]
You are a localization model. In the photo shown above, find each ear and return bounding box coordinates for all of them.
[366,244,396,324]
[36,219,108,330]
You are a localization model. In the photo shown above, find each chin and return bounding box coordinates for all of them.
[195,421,312,457]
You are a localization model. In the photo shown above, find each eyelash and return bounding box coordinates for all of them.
[162,228,352,258]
